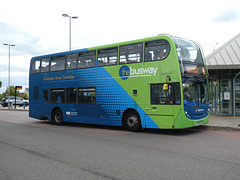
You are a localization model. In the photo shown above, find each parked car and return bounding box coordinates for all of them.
[1,97,9,107]
[1,96,29,107]
[19,99,29,107]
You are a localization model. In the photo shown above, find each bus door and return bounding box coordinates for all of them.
[40,87,50,119]
[150,83,180,128]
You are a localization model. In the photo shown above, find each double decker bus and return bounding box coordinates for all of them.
[29,34,209,131]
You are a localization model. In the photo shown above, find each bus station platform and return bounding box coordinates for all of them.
[200,114,240,131]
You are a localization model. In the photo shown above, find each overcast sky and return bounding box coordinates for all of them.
[0,0,240,94]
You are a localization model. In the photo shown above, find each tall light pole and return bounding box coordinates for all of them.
[3,43,15,109]
[62,14,78,51]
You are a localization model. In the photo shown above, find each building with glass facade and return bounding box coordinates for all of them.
[206,33,240,116]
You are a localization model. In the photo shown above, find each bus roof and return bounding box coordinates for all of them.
[30,34,174,61]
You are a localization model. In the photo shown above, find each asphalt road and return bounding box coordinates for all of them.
[0,110,240,180]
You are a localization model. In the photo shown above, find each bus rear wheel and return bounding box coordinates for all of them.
[52,109,63,125]
[124,111,141,132]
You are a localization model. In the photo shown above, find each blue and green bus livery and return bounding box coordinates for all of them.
[29,34,209,131]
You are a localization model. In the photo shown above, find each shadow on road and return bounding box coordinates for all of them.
[35,120,204,136]
[142,128,204,136]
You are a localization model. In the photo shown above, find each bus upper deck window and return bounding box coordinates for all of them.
[41,58,50,72]
[97,47,118,66]
[31,59,41,73]
[50,56,65,71]
[67,54,77,70]
[145,40,170,62]
[120,43,143,64]
[78,51,96,69]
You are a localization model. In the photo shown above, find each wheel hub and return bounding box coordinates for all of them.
[55,112,62,123]
[127,116,138,127]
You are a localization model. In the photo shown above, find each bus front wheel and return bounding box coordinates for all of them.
[52,108,63,125]
[124,111,141,132]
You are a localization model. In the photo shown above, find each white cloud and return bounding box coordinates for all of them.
[1,0,240,94]
[212,8,240,22]
[0,71,28,78]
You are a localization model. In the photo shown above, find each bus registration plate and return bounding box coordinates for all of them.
[196,121,203,126]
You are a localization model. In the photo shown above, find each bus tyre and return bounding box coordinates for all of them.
[52,109,63,125]
[124,112,141,132]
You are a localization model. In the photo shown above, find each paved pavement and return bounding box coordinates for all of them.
[1,112,239,180]
[201,114,240,131]
[0,105,29,111]
[0,105,239,131]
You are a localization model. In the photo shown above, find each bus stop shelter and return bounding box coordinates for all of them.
[206,33,240,116]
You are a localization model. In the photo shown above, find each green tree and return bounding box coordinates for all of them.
[1,86,20,97]
[21,93,29,100]
[0,81,2,88]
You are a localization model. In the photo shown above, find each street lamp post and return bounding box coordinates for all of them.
[62,14,78,51]
[3,43,15,109]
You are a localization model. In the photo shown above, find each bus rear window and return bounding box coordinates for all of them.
[31,59,40,73]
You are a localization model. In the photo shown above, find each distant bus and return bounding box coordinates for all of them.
[29,34,209,131]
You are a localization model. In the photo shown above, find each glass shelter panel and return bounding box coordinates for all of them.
[235,78,240,115]
[219,79,232,115]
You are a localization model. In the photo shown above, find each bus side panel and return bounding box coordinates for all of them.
[105,61,179,129]
[41,67,158,128]
[29,103,41,119]
[29,81,42,119]
[62,67,159,128]
[61,104,111,125]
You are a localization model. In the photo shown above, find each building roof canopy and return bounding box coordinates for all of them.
[206,33,240,69]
